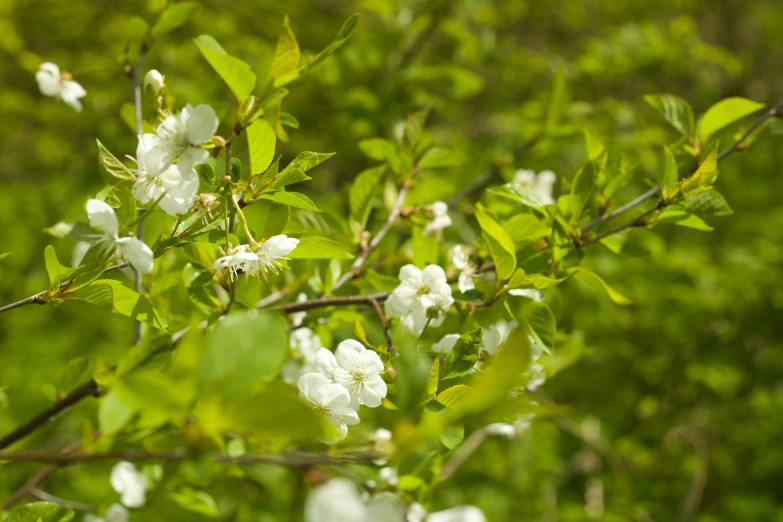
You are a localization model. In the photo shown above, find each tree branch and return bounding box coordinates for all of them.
[331,180,411,294]
[369,297,393,353]
[29,489,94,512]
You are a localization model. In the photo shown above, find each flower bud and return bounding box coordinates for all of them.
[143,69,165,95]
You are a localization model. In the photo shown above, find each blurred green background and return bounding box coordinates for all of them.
[1,0,783,520]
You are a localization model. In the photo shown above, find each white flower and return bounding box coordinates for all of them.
[450,246,477,294]
[149,103,219,171]
[291,292,308,327]
[131,135,199,215]
[508,288,542,301]
[314,340,387,409]
[143,69,165,95]
[298,373,360,444]
[485,423,517,439]
[367,495,406,522]
[527,363,546,391]
[407,503,428,522]
[282,327,323,384]
[36,62,86,112]
[432,333,460,354]
[385,264,454,335]
[379,466,399,486]
[423,201,452,236]
[83,504,129,522]
[213,236,299,281]
[305,479,367,522]
[194,192,220,223]
[110,461,147,508]
[513,169,556,205]
[428,506,487,522]
[86,199,153,274]
[481,320,517,355]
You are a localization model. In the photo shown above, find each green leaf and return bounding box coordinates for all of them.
[288,236,354,260]
[358,138,411,174]
[417,147,464,169]
[656,208,714,231]
[0,252,9,262]
[304,14,360,71]
[439,329,482,380]
[200,313,288,397]
[74,280,168,330]
[570,159,598,219]
[5,501,74,522]
[229,157,242,183]
[44,245,77,286]
[440,424,465,450]
[258,191,320,212]
[661,145,679,189]
[245,120,277,175]
[169,488,220,518]
[502,214,548,244]
[98,391,134,435]
[284,151,336,173]
[644,94,695,137]
[152,1,197,35]
[488,182,545,209]
[194,34,257,100]
[512,297,556,354]
[270,16,301,87]
[474,203,516,280]
[573,268,632,305]
[103,180,137,226]
[584,129,605,161]
[680,148,718,193]
[195,163,216,185]
[349,165,386,232]
[699,97,764,140]
[507,269,570,290]
[683,188,733,216]
[427,358,440,396]
[97,140,134,185]
[436,384,473,409]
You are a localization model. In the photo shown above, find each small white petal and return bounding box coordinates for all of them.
[115,237,154,274]
[86,199,119,237]
[184,103,219,145]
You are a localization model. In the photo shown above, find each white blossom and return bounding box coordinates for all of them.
[508,288,542,301]
[305,479,368,522]
[432,333,460,354]
[86,199,153,274]
[423,201,452,236]
[379,466,399,486]
[131,135,198,215]
[143,69,165,95]
[193,192,220,223]
[110,461,147,508]
[36,62,86,112]
[83,504,128,522]
[385,264,454,335]
[481,320,517,355]
[314,340,387,408]
[485,422,517,439]
[450,246,477,294]
[147,103,219,171]
[513,169,557,205]
[290,292,309,327]
[428,506,487,522]
[281,327,322,384]
[213,235,299,281]
[406,503,428,522]
[298,373,360,444]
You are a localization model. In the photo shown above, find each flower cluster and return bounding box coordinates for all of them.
[513,168,557,205]
[85,461,149,522]
[297,339,387,443]
[385,265,454,334]
[423,201,452,236]
[450,245,477,294]
[305,479,487,522]
[213,235,300,281]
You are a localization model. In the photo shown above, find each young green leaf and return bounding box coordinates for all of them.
[656,208,714,231]
[258,191,320,212]
[152,2,197,35]
[684,188,733,216]
[502,214,549,244]
[75,279,169,330]
[439,329,482,380]
[44,245,77,286]
[304,14,360,71]
[4,501,74,522]
[474,203,516,280]
[573,268,632,305]
[417,147,464,169]
[288,236,354,259]
[661,145,679,189]
[436,384,473,409]
[194,34,257,100]
[284,151,336,173]
[512,296,556,354]
[97,140,134,185]
[570,159,598,220]
[487,183,545,209]
[349,165,386,232]
[680,148,718,193]
[270,16,301,87]
[699,97,764,140]
[644,93,695,137]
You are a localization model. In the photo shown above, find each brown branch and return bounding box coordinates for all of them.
[331,180,411,293]
[579,98,783,235]
[369,298,393,353]
[265,292,393,313]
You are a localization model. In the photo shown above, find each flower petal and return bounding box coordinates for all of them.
[86,199,119,237]
[115,237,154,274]
[185,103,219,145]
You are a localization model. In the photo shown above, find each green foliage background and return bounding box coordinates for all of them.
[1,0,782,520]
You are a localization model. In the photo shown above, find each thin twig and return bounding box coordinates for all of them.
[369,298,393,353]
[30,488,94,512]
[439,427,489,481]
[331,180,411,293]
[265,292,393,313]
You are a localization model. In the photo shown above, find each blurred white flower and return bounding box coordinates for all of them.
[83,504,128,522]
[385,264,454,335]
[305,479,367,522]
[298,373,360,444]
[450,246,477,294]
[407,503,428,522]
[110,461,147,508]
[36,62,86,112]
[194,192,220,223]
[508,288,542,301]
[291,292,308,327]
[86,199,153,274]
[281,327,322,384]
[148,103,219,171]
[513,169,556,205]
[379,466,399,486]
[485,422,517,439]
[433,333,460,354]
[481,320,517,355]
[314,340,387,408]
[213,235,299,280]
[131,135,198,215]
[428,506,487,522]
[423,201,452,236]
[143,69,165,95]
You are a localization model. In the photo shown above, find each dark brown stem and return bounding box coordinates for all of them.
[369,298,393,353]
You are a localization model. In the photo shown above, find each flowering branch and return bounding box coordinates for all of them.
[331,179,411,294]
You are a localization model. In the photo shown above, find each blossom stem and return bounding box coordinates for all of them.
[232,195,257,245]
